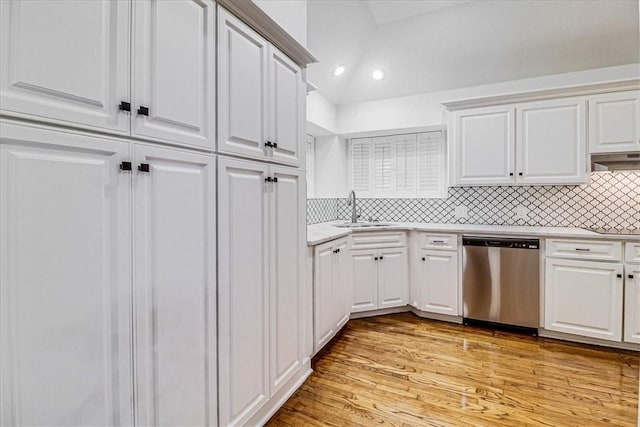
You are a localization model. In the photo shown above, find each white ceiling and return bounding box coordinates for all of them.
[366,0,470,25]
[306,0,640,105]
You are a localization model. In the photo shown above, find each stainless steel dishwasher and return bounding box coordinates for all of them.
[462,236,540,333]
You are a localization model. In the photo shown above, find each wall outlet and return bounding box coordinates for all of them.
[516,205,529,220]
[454,205,468,219]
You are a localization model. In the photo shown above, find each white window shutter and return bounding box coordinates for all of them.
[417,131,445,198]
[351,138,372,197]
[395,134,417,197]
[305,134,315,197]
[372,136,395,197]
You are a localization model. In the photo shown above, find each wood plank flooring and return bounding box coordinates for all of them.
[267,313,639,427]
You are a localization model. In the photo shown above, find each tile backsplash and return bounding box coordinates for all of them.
[307,172,640,230]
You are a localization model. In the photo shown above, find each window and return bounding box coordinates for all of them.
[305,134,315,197]
[349,131,446,198]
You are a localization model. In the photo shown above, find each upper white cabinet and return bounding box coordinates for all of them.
[218,157,306,426]
[517,98,586,185]
[1,0,216,149]
[589,90,640,154]
[0,123,132,426]
[218,9,303,166]
[0,0,130,134]
[132,0,215,148]
[133,144,216,426]
[450,98,587,186]
[452,105,515,185]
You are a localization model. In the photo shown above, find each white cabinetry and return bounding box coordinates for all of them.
[450,98,587,186]
[545,258,623,342]
[624,264,640,344]
[218,156,306,426]
[410,232,459,316]
[0,123,132,426]
[351,233,408,313]
[589,90,640,153]
[132,0,215,148]
[1,0,216,148]
[0,0,130,133]
[313,237,352,353]
[133,144,216,426]
[452,105,515,185]
[218,9,303,166]
[516,98,586,185]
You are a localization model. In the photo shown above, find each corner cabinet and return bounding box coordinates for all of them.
[217,9,303,167]
[589,90,640,154]
[351,248,408,313]
[217,156,307,426]
[450,98,587,186]
[0,0,216,149]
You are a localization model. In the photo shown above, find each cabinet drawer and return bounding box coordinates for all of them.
[546,239,622,261]
[417,232,458,251]
[625,242,640,264]
[350,231,406,250]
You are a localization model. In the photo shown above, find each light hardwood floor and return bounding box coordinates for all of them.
[267,313,639,427]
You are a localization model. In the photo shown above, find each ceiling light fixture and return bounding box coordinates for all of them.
[332,65,346,77]
[372,69,386,80]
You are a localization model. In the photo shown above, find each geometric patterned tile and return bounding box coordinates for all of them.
[313,172,640,230]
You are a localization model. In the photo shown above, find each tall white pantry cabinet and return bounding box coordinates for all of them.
[0,1,309,427]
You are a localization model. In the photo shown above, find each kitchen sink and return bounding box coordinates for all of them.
[334,222,391,228]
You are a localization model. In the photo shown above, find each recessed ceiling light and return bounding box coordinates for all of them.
[372,69,386,80]
[332,65,346,77]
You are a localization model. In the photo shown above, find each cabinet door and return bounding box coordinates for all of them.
[624,265,640,344]
[133,145,216,426]
[218,9,269,160]
[419,250,459,315]
[351,251,378,312]
[218,157,270,426]
[545,258,623,342]
[589,91,640,154]
[0,0,129,134]
[270,166,305,394]
[0,123,132,426]
[378,248,409,309]
[334,239,353,329]
[132,0,215,148]
[314,242,336,352]
[452,105,515,185]
[269,46,303,166]
[516,98,586,185]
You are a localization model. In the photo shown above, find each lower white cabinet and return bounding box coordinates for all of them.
[313,237,352,353]
[218,156,306,426]
[414,249,459,316]
[351,247,408,313]
[0,123,133,426]
[624,264,640,344]
[133,144,216,426]
[545,258,623,342]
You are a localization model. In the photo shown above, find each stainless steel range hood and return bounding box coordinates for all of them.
[591,152,640,171]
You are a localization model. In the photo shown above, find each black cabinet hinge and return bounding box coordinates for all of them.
[119,161,132,171]
[138,163,150,173]
[137,106,149,116]
[118,101,131,112]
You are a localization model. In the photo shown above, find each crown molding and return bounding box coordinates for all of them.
[216,0,317,68]
[441,79,640,111]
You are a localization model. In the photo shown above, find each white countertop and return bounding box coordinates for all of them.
[307,221,640,246]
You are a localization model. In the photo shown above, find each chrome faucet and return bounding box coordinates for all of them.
[347,190,359,223]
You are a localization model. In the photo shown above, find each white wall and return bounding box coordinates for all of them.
[306,91,337,135]
[313,135,348,198]
[337,64,640,134]
[253,0,307,48]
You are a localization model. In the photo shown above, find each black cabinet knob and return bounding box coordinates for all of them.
[137,106,149,116]
[138,163,150,173]
[374,257,379,261]
[518,172,523,176]
[118,101,131,112]
[617,274,622,278]
[509,172,514,176]
[380,256,384,260]
[421,257,425,261]
[119,161,132,171]
[629,274,635,279]
[265,177,273,183]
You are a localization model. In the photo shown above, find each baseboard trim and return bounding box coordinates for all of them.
[350,306,410,319]
[538,329,640,352]
[409,308,463,324]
